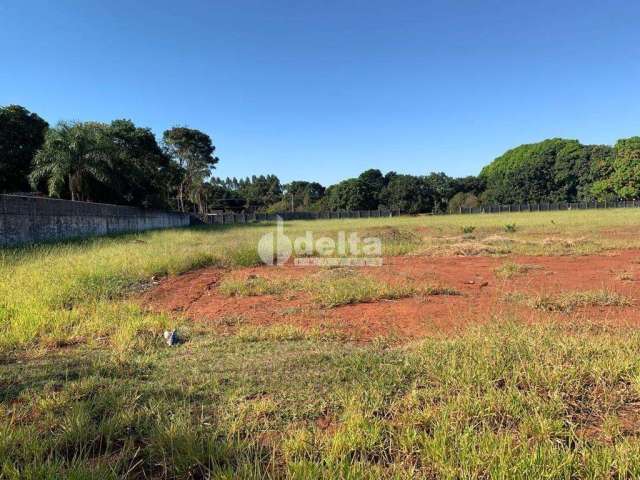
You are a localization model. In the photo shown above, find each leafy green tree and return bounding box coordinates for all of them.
[480,138,590,203]
[452,176,485,196]
[284,181,325,209]
[163,127,218,212]
[0,105,48,193]
[380,175,433,213]
[575,145,614,201]
[191,181,245,214]
[424,172,454,213]
[237,175,282,210]
[104,119,172,207]
[30,121,112,201]
[357,168,385,208]
[448,192,479,212]
[603,137,640,199]
[327,178,371,211]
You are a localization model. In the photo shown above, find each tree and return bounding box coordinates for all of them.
[104,119,172,207]
[191,181,245,214]
[0,105,48,193]
[284,181,325,209]
[380,175,433,213]
[452,176,485,196]
[602,137,640,199]
[448,192,479,213]
[424,172,454,213]
[163,127,218,212]
[358,168,385,208]
[480,138,586,203]
[30,121,112,201]
[237,175,282,211]
[327,178,371,211]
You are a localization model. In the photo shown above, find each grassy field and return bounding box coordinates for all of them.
[2,208,640,478]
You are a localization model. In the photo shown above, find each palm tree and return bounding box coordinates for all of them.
[30,121,112,201]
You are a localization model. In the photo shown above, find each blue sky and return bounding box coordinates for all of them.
[2,0,639,185]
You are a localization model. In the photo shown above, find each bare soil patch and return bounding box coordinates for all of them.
[141,250,640,342]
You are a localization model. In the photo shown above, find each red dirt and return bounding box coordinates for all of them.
[141,250,640,342]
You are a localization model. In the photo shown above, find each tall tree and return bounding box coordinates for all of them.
[424,172,454,213]
[480,138,585,203]
[284,181,325,209]
[358,168,385,208]
[380,175,434,213]
[30,121,112,201]
[0,105,48,193]
[602,137,640,199]
[163,127,218,212]
[105,119,172,207]
[237,175,282,210]
[327,178,370,211]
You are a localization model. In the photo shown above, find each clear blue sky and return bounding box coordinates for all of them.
[2,0,639,185]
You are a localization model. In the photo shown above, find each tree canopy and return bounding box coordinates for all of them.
[3,103,639,214]
[0,105,48,193]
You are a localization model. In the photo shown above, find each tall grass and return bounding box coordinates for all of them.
[1,207,639,352]
[3,321,640,478]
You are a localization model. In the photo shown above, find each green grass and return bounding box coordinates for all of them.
[2,208,640,477]
[494,261,542,279]
[3,321,640,478]
[1,208,639,351]
[218,269,459,308]
[505,290,633,313]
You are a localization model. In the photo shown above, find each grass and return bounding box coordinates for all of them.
[505,289,633,313]
[2,208,640,477]
[494,261,542,279]
[218,269,459,308]
[1,207,638,351]
[3,321,640,478]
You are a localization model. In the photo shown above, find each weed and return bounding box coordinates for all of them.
[495,262,541,279]
[506,290,632,313]
[218,275,292,297]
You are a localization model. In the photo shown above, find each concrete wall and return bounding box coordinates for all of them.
[0,195,191,247]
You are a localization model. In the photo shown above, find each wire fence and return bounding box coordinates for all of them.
[201,209,402,225]
[458,200,640,214]
[199,200,640,225]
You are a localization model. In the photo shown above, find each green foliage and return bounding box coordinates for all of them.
[480,138,615,204]
[327,178,372,211]
[0,105,48,193]
[447,191,479,212]
[284,180,325,210]
[4,102,638,215]
[30,121,114,201]
[504,223,517,233]
[461,225,476,234]
[379,174,434,213]
[162,127,218,212]
[605,137,640,199]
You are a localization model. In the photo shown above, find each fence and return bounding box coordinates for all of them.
[202,209,400,225]
[459,200,640,214]
[0,194,191,247]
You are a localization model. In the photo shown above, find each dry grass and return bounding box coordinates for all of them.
[495,261,543,279]
[505,290,633,313]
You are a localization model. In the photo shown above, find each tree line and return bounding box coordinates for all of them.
[1,105,639,214]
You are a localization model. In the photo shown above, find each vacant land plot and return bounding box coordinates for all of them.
[2,209,640,478]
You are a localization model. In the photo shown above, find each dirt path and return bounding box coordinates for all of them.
[141,250,640,341]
